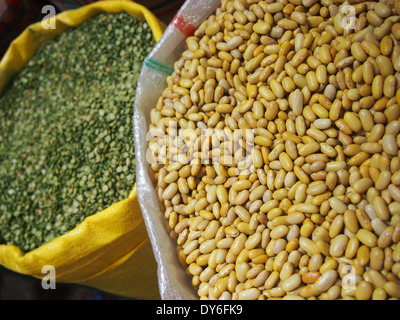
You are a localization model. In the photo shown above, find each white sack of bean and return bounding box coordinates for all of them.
[134,0,400,300]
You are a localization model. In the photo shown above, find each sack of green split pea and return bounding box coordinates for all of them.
[0,1,165,299]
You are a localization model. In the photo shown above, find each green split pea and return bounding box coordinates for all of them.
[0,13,155,252]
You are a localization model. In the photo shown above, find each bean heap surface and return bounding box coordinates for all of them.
[0,13,155,252]
[149,0,400,299]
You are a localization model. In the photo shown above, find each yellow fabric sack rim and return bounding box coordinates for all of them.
[0,0,164,281]
[0,0,164,94]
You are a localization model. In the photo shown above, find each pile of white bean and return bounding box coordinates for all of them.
[148,0,400,299]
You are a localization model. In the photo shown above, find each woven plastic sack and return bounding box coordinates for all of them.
[0,0,164,300]
[134,0,221,300]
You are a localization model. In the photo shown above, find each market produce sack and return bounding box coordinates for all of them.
[0,0,165,300]
[135,0,400,301]
[134,0,221,300]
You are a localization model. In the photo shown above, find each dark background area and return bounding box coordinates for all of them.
[0,0,184,300]
[0,266,123,299]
